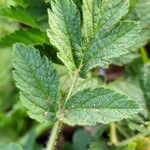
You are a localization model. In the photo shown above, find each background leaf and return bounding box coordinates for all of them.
[0,28,49,48]
[0,6,37,27]
[0,143,23,150]
[0,0,49,30]
[128,0,150,50]
[139,63,150,108]
[73,129,93,150]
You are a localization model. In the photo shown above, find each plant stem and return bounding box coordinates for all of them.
[65,67,81,102]
[47,67,81,150]
[141,47,149,63]
[47,120,62,150]
[110,123,118,145]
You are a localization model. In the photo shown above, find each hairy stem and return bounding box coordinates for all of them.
[66,72,78,101]
[47,121,62,150]
[110,123,118,145]
[65,69,80,101]
[47,67,81,150]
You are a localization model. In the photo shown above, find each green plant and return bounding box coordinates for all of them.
[12,0,142,149]
[0,0,150,150]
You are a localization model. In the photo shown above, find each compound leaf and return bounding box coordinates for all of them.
[58,87,141,125]
[47,0,141,76]
[12,43,61,123]
[47,0,82,72]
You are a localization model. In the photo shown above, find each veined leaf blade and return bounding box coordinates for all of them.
[47,0,82,72]
[58,87,141,125]
[81,21,140,75]
[12,43,61,123]
[82,0,129,43]
[0,28,49,48]
[0,6,37,27]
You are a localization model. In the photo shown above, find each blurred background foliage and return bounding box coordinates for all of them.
[0,0,150,149]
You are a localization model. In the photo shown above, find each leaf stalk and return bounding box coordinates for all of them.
[47,66,82,150]
[47,120,62,150]
[110,123,118,145]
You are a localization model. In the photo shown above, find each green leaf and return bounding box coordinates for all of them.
[127,0,150,50]
[81,20,140,75]
[109,80,148,117]
[127,137,150,150]
[82,0,129,43]
[21,129,41,150]
[0,28,49,48]
[89,139,109,150]
[134,0,150,27]
[112,52,140,66]
[0,6,37,27]
[73,0,82,10]
[0,144,23,150]
[110,80,146,110]
[73,129,93,150]
[12,43,61,123]
[131,27,150,51]
[25,0,47,18]
[25,0,49,30]
[47,0,82,72]
[126,142,137,150]
[58,87,141,125]
[47,0,141,75]
[12,0,28,7]
[140,63,150,108]
[11,0,49,30]
[125,58,143,81]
